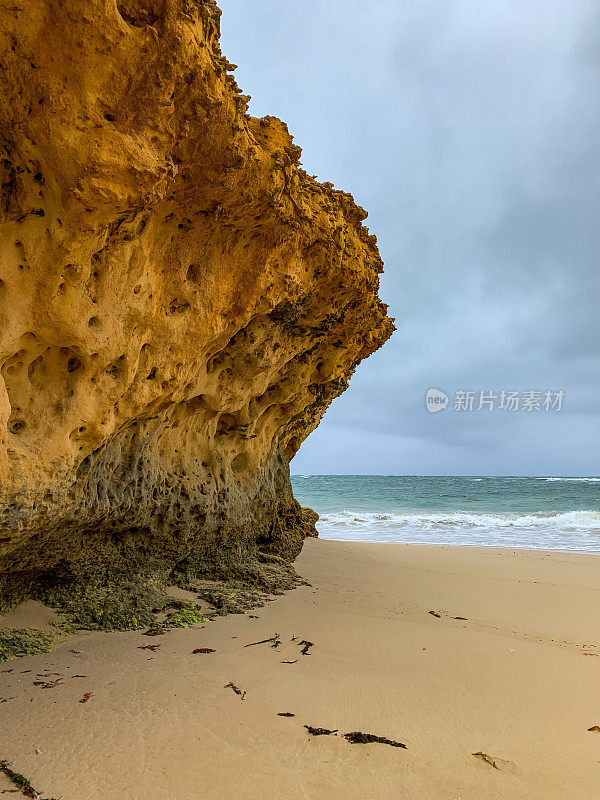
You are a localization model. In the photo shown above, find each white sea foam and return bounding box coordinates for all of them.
[319,509,600,530]
[316,509,600,552]
[538,477,600,482]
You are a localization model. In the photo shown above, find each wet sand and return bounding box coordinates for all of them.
[2,538,600,799]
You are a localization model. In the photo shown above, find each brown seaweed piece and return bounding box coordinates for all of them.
[588,725,600,732]
[278,712,295,717]
[32,678,63,689]
[304,725,338,736]
[225,682,246,700]
[298,640,313,655]
[142,627,167,637]
[473,751,500,769]
[244,634,279,648]
[343,731,407,748]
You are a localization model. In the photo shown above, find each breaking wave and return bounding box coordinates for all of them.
[316,510,600,551]
[538,477,600,482]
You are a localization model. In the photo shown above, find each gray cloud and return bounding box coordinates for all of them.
[220,0,600,475]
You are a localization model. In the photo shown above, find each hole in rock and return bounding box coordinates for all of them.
[168,299,190,315]
[216,413,237,435]
[186,263,201,282]
[116,0,161,27]
[8,418,25,434]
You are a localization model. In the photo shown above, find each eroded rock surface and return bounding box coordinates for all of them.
[0,0,393,614]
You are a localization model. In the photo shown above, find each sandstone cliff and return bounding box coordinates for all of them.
[0,0,393,620]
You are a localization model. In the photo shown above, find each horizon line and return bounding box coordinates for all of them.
[290,473,600,479]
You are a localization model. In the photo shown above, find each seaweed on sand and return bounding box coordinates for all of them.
[472,751,500,769]
[304,726,338,736]
[0,759,59,799]
[343,731,407,748]
[244,634,280,648]
[224,682,246,699]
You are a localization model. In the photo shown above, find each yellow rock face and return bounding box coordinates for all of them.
[0,0,393,600]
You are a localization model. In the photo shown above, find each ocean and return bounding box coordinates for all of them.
[291,475,600,553]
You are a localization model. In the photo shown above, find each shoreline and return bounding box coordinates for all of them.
[317,536,600,556]
[2,538,600,799]
[294,475,600,554]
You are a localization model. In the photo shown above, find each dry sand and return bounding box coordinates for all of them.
[1,539,600,799]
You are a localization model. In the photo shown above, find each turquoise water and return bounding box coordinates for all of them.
[291,475,600,553]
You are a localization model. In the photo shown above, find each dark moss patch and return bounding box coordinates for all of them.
[142,626,167,637]
[181,557,309,617]
[0,552,306,637]
[37,575,169,631]
[49,617,78,636]
[162,601,206,628]
[178,551,307,596]
[0,628,55,662]
[194,581,267,615]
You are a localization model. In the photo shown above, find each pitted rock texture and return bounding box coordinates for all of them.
[0,0,393,606]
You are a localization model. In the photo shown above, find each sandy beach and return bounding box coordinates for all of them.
[2,538,600,799]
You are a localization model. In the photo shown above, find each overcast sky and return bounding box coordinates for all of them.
[220,0,600,476]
